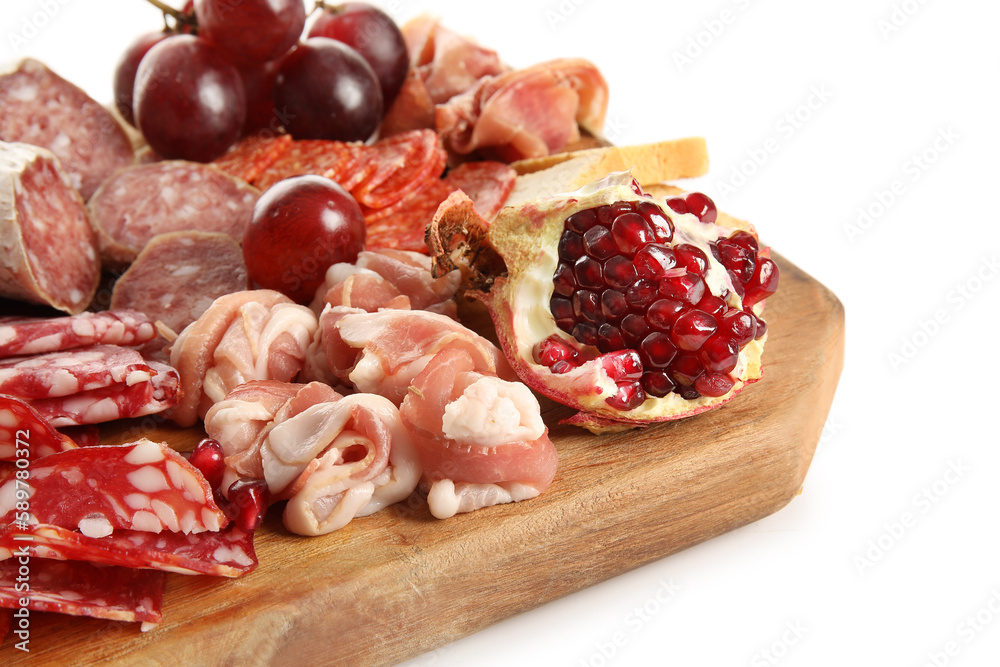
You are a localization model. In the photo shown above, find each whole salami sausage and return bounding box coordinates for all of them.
[88,161,260,268]
[0,59,134,199]
[0,142,101,314]
[110,231,250,335]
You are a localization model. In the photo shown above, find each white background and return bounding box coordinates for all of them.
[3,1,999,665]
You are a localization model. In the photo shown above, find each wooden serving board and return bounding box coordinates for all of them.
[5,252,843,666]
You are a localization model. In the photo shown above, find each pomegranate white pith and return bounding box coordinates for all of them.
[436,172,775,433]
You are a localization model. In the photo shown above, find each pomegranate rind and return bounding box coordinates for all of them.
[432,171,770,434]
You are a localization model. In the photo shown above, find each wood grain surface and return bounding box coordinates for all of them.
[4,251,844,666]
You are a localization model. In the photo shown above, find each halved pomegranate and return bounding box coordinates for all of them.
[428,172,778,433]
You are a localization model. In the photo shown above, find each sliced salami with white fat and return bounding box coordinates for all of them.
[0,310,157,359]
[88,161,259,268]
[0,345,152,400]
[0,521,256,578]
[0,59,134,199]
[0,393,78,461]
[0,438,227,535]
[0,142,100,314]
[111,231,250,335]
[0,558,164,625]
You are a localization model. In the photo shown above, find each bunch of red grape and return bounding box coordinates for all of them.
[115,0,409,162]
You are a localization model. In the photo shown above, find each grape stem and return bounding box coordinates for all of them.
[144,0,185,21]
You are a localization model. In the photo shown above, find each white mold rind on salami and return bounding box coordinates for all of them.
[0,142,100,314]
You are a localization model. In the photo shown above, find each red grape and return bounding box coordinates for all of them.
[308,2,409,107]
[113,30,171,127]
[194,0,306,65]
[243,175,366,303]
[238,58,282,136]
[133,35,246,162]
[273,37,383,142]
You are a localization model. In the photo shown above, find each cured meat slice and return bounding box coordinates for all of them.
[0,394,78,461]
[28,360,179,427]
[440,161,516,220]
[0,522,256,578]
[167,290,318,427]
[400,347,558,519]
[0,559,165,625]
[0,438,227,535]
[317,308,513,405]
[379,68,436,138]
[0,142,100,314]
[0,59,134,199]
[57,425,101,448]
[435,58,609,162]
[0,310,157,359]
[253,139,359,190]
[110,231,250,335]
[413,20,507,105]
[351,130,447,209]
[0,607,10,644]
[0,345,151,400]
[212,134,293,183]
[88,161,260,268]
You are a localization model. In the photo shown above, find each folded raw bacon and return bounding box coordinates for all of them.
[110,231,250,335]
[0,558,165,625]
[0,522,256,578]
[0,59,134,199]
[0,142,101,314]
[167,290,318,427]
[0,310,157,359]
[0,394,78,461]
[0,438,227,535]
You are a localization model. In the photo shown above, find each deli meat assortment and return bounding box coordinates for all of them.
[0,0,782,641]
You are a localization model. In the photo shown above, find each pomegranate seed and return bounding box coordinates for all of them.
[226,478,270,532]
[553,263,576,296]
[574,256,604,289]
[572,290,603,323]
[188,438,225,491]
[752,313,768,339]
[671,353,704,385]
[641,371,675,397]
[559,231,585,262]
[743,258,779,307]
[728,271,745,300]
[677,385,701,400]
[535,335,580,367]
[636,201,673,243]
[611,212,655,255]
[571,322,599,347]
[716,239,756,284]
[658,271,706,306]
[634,244,677,280]
[597,323,626,352]
[639,332,678,368]
[583,225,618,260]
[629,178,646,196]
[551,360,574,374]
[567,208,598,233]
[550,296,575,331]
[611,201,635,216]
[605,380,645,410]
[621,313,651,345]
[647,298,684,330]
[601,289,628,319]
[718,310,757,346]
[671,310,717,351]
[601,349,643,381]
[625,279,658,309]
[665,197,688,215]
[674,244,708,276]
[696,295,727,317]
[727,230,759,254]
[699,334,739,373]
[694,372,734,397]
[596,205,615,227]
[603,255,638,289]
[684,192,717,224]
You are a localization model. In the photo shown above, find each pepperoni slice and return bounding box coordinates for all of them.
[254,139,357,190]
[212,134,293,184]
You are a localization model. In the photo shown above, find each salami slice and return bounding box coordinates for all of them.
[0,559,165,625]
[0,310,157,359]
[0,522,256,578]
[88,161,260,268]
[110,231,250,335]
[0,438,227,535]
[57,425,101,448]
[28,360,179,427]
[253,139,358,190]
[351,129,447,209]
[441,160,516,219]
[212,134,293,184]
[0,606,10,644]
[0,142,100,314]
[0,394,78,462]
[0,345,151,400]
[0,59,134,199]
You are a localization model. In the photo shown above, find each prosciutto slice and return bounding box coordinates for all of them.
[400,347,558,519]
[436,58,608,162]
[167,290,318,427]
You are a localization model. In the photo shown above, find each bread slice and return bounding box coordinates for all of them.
[506,136,708,208]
